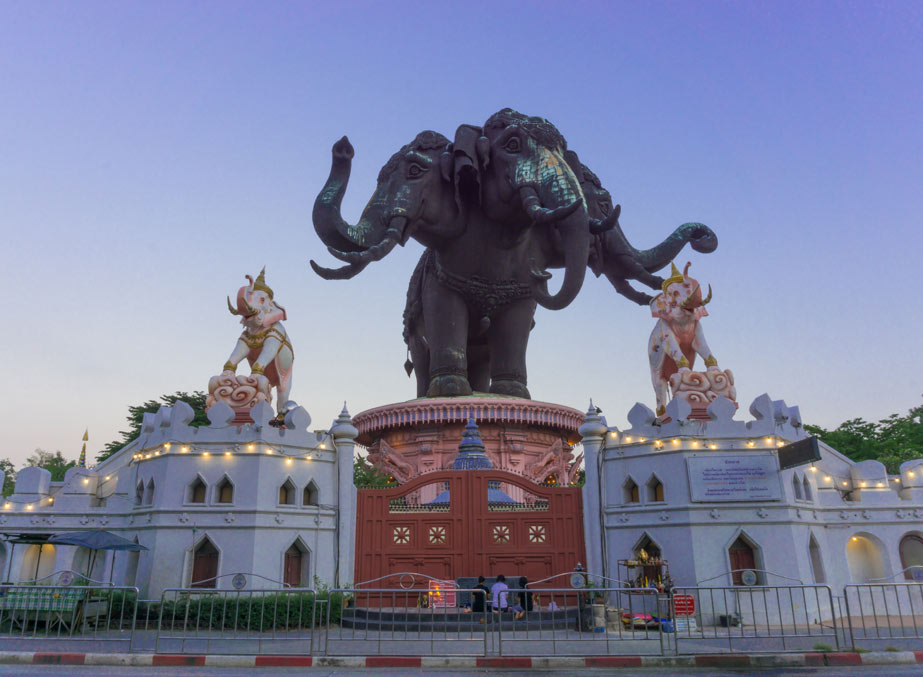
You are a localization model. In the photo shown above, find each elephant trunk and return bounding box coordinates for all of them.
[526,190,590,310]
[312,136,377,253]
[633,222,718,273]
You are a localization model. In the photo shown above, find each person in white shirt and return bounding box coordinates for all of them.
[490,574,509,612]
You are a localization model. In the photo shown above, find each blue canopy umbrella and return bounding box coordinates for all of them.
[48,530,148,583]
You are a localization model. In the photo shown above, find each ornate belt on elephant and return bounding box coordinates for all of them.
[241,327,293,356]
[431,253,532,318]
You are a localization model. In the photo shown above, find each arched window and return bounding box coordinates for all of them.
[624,478,640,504]
[809,534,826,583]
[634,534,662,560]
[215,477,234,504]
[899,534,923,580]
[303,481,319,506]
[803,476,813,502]
[792,474,803,501]
[279,479,296,505]
[135,482,144,506]
[187,477,207,504]
[729,535,762,585]
[647,476,665,502]
[144,479,155,505]
[846,534,887,582]
[191,538,218,588]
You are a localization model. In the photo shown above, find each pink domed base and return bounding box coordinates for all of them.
[354,396,584,486]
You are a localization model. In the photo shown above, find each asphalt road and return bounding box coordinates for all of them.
[2,667,923,676]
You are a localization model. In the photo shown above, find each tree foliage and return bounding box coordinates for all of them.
[353,455,395,488]
[0,458,16,497]
[26,449,75,482]
[806,400,923,474]
[97,391,209,462]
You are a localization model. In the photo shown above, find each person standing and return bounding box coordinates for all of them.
[490,574,509,612]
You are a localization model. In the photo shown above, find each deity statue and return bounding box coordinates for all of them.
[648,262,735,418]
[207,268,294,416]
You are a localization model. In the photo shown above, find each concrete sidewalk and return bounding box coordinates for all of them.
[1,650,922,668]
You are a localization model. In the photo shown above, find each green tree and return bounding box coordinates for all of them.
[0,458,16,496]
[353,455,395,488]
[806,400,923,474]
[97,391,209,462]
[26,449,75,482]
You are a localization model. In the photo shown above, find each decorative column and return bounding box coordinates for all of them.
[579,402,608,578]
[331,403,358,587]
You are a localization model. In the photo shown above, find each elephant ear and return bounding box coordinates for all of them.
[450,124,483,209]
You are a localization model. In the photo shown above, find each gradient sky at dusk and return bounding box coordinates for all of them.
[1,1,920,468]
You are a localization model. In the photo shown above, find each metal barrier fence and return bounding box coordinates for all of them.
[0,583,139,652]
[494,586,667,657]
[670,585,839,654]
[0,579,921,656]
[322,588,489,656]
[155,588,318,655]
[843,582,923,649]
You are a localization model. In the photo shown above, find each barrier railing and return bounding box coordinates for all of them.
[843,579,923,649]
[0,583,139,651]
[322,587,490,656]
[154,587,318,655]
[670,584,839,654]
[495,586,667,657]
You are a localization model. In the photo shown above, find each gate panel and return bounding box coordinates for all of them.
[356,470,585,585]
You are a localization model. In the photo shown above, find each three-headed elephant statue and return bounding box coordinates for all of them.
[312,109,599,399]
[222,268,294,408]
[647,262,720,416]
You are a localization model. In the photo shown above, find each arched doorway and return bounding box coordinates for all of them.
[899,534,923,580]
[728,535,761,585]
[846,534,887,582]
[20,544,56,582]
[283,541,310,587]
[191,538,219,588]
[809,535,826,584]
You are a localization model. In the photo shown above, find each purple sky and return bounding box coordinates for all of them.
[1,1,920,468]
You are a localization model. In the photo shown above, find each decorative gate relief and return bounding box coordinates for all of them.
[355,469,586,585]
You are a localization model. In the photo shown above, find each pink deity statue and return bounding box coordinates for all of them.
[207,268,294,414]
[648,262,735,418]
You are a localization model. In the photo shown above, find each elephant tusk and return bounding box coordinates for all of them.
[529,257,553,282]
[701,284,713,306]
[227,296,241,316]
[589,204,621,235]
[681,284,700,309]
[310,259,370,280]
[327,216,407,265]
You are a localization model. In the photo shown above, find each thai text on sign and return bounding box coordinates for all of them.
[672,594,695,617]
[427,580,457,608]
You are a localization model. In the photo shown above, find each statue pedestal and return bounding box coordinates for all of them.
[206,373,273,426]
[667,368,737,421]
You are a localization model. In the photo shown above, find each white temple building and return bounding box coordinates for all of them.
[0,399,358,597]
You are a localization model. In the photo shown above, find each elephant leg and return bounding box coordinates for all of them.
[423,280,471,397]
[605,272,655,306]
[486,300,535,399]
[251,336,283,376]
[408,331,430,398]
[467,339,491,393]
[224,339,250,372]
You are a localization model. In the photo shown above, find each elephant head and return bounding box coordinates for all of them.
[565,150,719,306]
[477,109,590,310]
[311,131,456,280]
[651,261,712,323]
[227,267,287,331]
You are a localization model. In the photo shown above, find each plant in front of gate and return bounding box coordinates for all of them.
[812,642,834,652]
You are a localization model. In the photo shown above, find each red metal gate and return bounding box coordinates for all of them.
[355,469,586,585]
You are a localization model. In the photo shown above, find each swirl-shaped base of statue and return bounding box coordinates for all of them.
[207,373,272,425]
[667,367,737,420]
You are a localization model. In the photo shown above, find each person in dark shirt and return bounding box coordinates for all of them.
[513,576,533,620]
[471,575,490,616]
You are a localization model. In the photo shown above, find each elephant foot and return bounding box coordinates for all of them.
[489,379,531,399]
[427,374,473,398]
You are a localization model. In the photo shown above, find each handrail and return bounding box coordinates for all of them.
[696,568,804,586]
[866,565,923,583]
[186,571,293,588]
[13,569,114,586]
